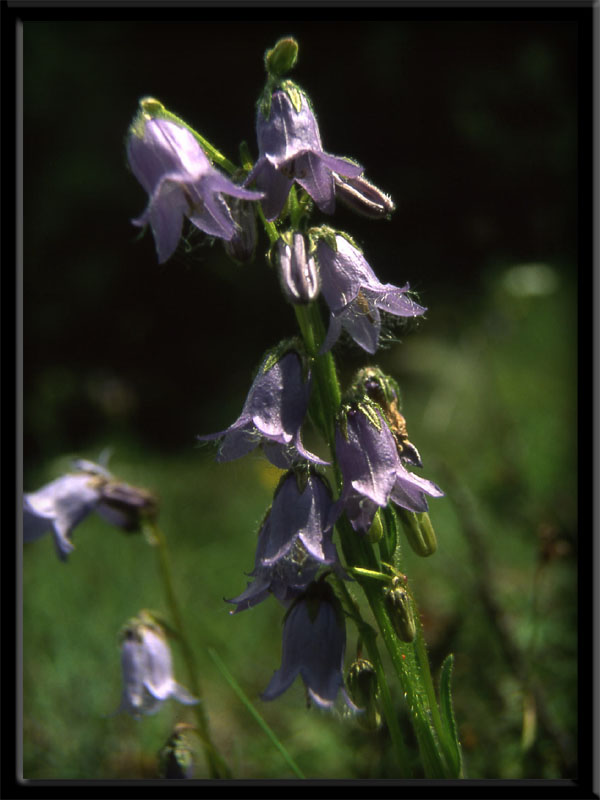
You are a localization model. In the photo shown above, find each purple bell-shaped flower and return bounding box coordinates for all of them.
[247,86,363,221]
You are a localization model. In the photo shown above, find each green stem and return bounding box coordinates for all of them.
[146,520,231,779]
[333,577,412,776]
[294,303,340,468]
[337,516,448,777]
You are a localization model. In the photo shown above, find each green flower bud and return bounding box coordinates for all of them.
[158,723,196,779]
[265,38,299,78]
[346,659,381,730]
[366,507,384,543]
[383,576,416,642]
[396,507,437,557]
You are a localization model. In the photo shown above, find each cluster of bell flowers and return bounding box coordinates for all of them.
[121,53,444,711]
[23,40,443,718]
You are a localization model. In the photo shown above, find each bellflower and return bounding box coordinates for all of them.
[199,349,326,469]
[247,86,363,221]
[128,113,263,263]
[228,472,343,612]
[117,618,198,718]
[262,582,354,709]
[313,231,426,354]
[336,403,443,532]
[228,538,327,614]
[257,471,339,565]
[23,460,157,561]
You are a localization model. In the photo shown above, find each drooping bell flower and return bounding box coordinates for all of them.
[261,581,355,710]
[199,347,326,469]
[127,101,263,263]
[117,614,198,718]
[336,402,443,533]
[257,470,339,566]
[246,85,363,221]
[228,538,327,614]
[23,459,157,561]
[312,229,426,354]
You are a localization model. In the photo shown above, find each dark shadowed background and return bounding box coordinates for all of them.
[22,15,581,781]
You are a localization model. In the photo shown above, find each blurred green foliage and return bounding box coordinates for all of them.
[22,19,578,780]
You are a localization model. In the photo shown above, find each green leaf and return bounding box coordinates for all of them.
[439,654,463,777]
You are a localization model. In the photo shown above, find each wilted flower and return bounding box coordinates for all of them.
[199,348,326,469]
[247,86,363,221]
[262,581,355,709]
[117,616,198,718]
[127,106,263,263]
[313,230,426,354]
[334,173,395,220]
[353,366,423,467]
[336,403,443,532]
[276,231,321,304]
[23,459,157,561]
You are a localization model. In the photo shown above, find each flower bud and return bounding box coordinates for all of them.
[276,232,321,304]
[396,507,438,557]
[158,723,196,779]
[383,576,416,642]
[264,37,299,78]
[346,659,381,730]
[334,173,395,220]
[223,196,258,264]
[366,507,384,543]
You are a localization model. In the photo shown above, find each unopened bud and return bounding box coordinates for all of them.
[158,723,196,779]
[396,507,437,557]
[276,232,321,304]
[224,196,258,264]
[366,508,384,543]
[265,37,299,78]
[383,576,416,642]
[334,173,395,220]
[347,659,381,730]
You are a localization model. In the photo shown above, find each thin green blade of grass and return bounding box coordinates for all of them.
[207,647,305,779]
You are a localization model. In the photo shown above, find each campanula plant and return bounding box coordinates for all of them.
[124,36,459,778]
[24,35,462,780]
